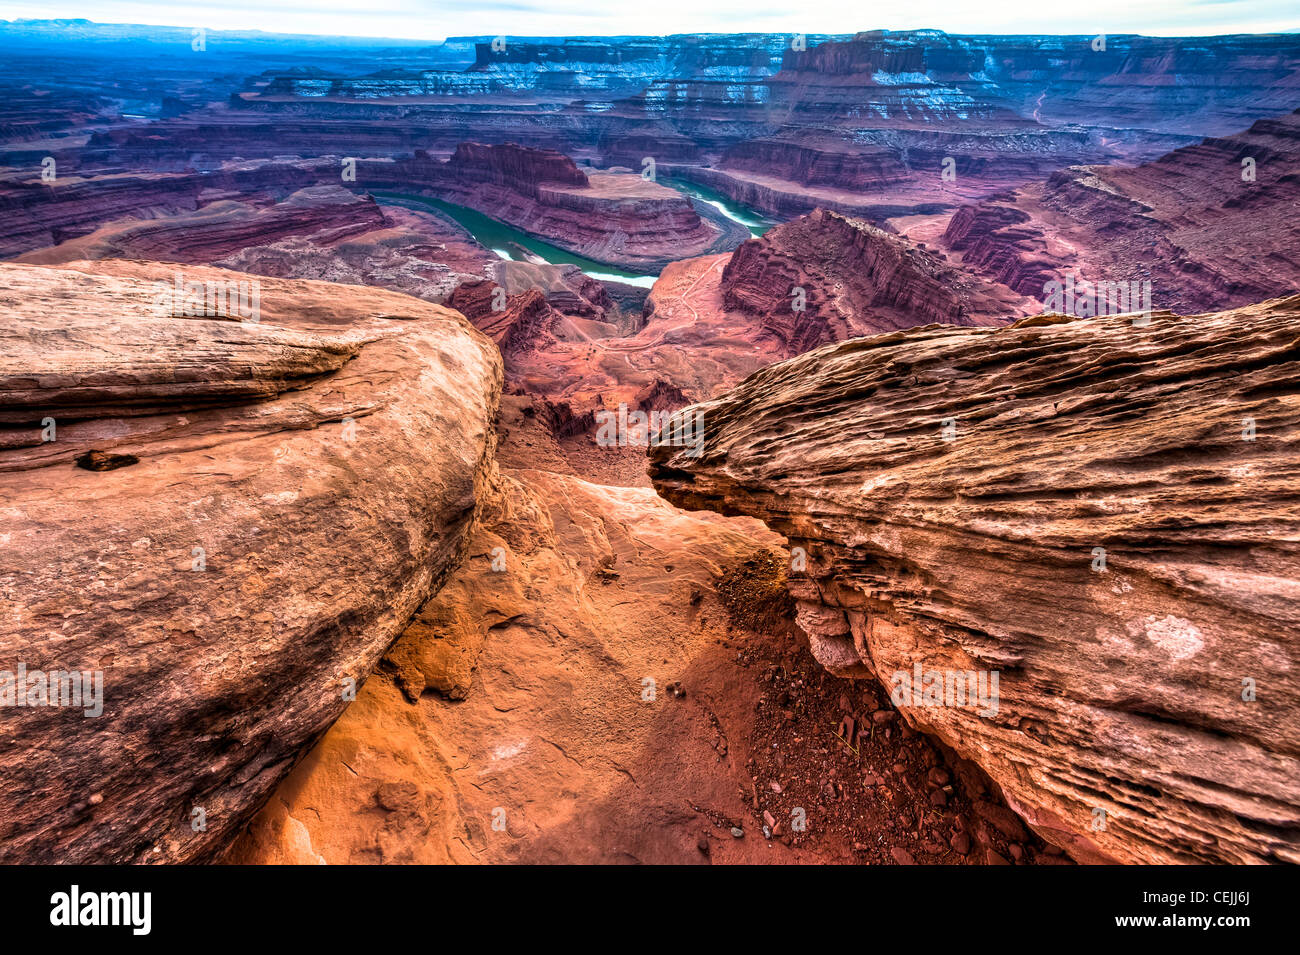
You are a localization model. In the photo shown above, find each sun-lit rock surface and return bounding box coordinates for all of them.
[650,296,1300,864]
[224,461,799,864]
[721,208,1031,354]
[0,260,501,863]
[3,19,1299,869]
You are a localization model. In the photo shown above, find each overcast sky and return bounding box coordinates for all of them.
[3,1,1298,41]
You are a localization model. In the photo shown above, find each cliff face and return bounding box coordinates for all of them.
[0,260,502,863]
[15,186,387,265]
[445,141,589,196]
[721,208,1030,355]
[720,139,909,192]
[941,109,1300,314]
[449,279,564,356]
[649,31,1300,225]
[0,171,204,259]
[649,296,1300,864]
[0,158,342,260]
[772,30,1300,135]
[225,396,1057,866]
[769,32,1017,125]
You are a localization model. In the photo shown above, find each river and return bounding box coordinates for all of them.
[373,183,771,289]
[661,178,774,238]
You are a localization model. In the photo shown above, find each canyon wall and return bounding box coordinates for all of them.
[721,208,1030,354]
[771,30,1300,135]
[941,109,1300,314]
[0,159,340,259]
[15,186,387,265]
[356,142,746,271]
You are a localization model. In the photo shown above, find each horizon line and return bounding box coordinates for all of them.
[5,17,1300,45]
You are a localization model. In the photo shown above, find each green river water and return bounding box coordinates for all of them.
[372,181,772,288]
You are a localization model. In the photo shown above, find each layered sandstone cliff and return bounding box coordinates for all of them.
[650,296,1300,864]
[940,109,1300,314]
[448,279,564,357]
[0,260,502,863]
[770,30,1300,136]
[227,397,1055,865]
[0,158,339,260]
[721,208,1031,354]
[15,186,387,265]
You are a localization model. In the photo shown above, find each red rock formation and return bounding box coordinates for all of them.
[449,279,563,356]
[227,396,1063,866]
[0,158,338,259]
[471,213,1027,452]
[222,461,800,864]
[650,295,1300,865]
[633,379,695,414]
[445,141,589,195]
[214,204,498,303]
[16,186,386,265]
[0,171,204,259]
[476,253,777,433]
[0,259,501,863]
[721,208,1032,355]
[355,143,746,271]
[720,138,909,193]
[598,130,701,168]
[939,109,1300,314]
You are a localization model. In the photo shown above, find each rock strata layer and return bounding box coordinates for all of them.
[940,109,1300,314]
[650,296,1300,864]
[721,209,1030,355]
[357,142,744,271]
[0,260,502,863]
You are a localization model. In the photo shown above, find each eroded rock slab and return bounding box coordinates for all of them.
[650,297,1300,864]
[0,260,501,863]
[224,463,798,865]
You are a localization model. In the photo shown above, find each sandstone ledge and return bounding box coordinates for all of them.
[650,297,1300,864]
[0,260,502,863]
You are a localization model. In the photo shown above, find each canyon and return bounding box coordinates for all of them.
[1,19,1298,868]
[353,142,748,271]
[933,108,1300,313]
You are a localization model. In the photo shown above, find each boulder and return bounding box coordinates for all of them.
[0,260,501,863]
